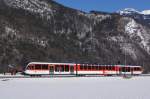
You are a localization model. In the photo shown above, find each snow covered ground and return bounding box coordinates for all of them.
[0,76,150,99]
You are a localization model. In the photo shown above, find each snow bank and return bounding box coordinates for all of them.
[0,77,150,99]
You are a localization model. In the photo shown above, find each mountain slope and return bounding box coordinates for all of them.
[0,0,150,72]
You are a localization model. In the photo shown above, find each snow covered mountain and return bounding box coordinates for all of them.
[117,8,140,15]
[0,0,150,72]
[117,8,150,15]
[141,10,150,15]
[117,8,150,26]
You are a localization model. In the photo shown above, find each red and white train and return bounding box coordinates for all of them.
[24,62,143,76]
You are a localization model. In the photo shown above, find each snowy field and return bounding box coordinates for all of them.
[0,76,150,99]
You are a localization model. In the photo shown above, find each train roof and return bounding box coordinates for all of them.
[28,62,76,65]
[27,62,142,67]
[115,65,142,67]
[79,64,141,66]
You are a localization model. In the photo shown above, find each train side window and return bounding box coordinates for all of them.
[94,66,96,70]
[99,66,102,70]
[30,66,34,70]
[127,67,131,72]
[42,65,48,70]
[112,66,115,70]
[134,67,140,71]
[80,65,83,70]
[88,66,91,70]
[137,67,141,71]
[106,66,109,70]
[100,66,102,70]
[27,65,34,70]
[110,66,113,70]
[102,66,104,70]
[121,67,126,72]
[35,64,41,70]
[65,65,69,72]
[134,67,137,71]
[105,66,107,70]
[96,66,98,70]
[55,65,59,72]
[60,65,64,72]
[92,66,95,70]
[126,67,128,72]
[108,66,110,70]
[108,66,111,70]
[137,67,140,71]
[103,66,106,70]
[84,65,87,70]
[27,66,30,70]
[99,66,101,70]
[104,66,106,70]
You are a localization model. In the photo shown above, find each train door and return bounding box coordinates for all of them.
[131,67,134,75]
[102,66,105,75]
[119,67,122,75]
[121,67,131,75]
[70,66,74,75]
[115,66,120,75]
[49,65,54,75]
[127,67,132,75]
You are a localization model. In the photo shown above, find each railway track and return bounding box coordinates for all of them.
[0,75,79,78]
[0,74,150,79]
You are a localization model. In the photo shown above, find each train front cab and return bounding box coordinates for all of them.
[118,65,142,76]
